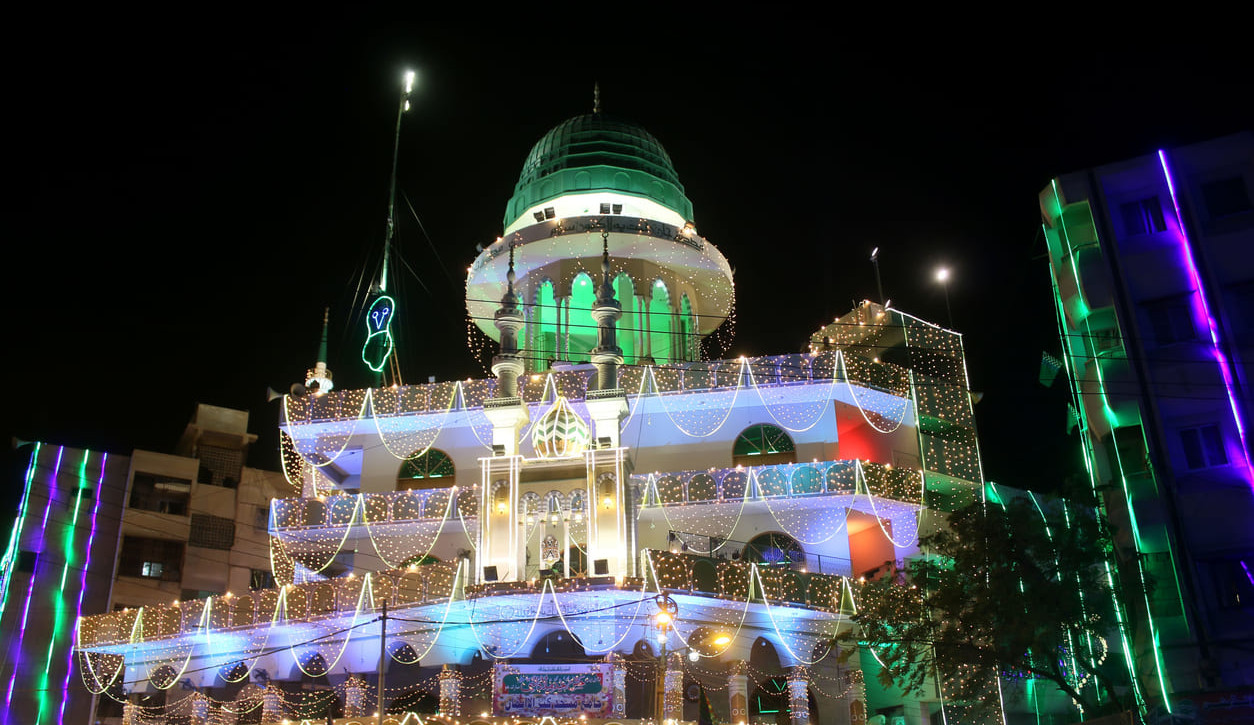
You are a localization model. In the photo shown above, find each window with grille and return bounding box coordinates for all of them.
[732,424,796,465]
[128,472,191,515]
[189,514,236,550]
[119,537,184,581]
[198,444,243,488]
[397,449,455,490]
[1214,559,1254,608]
[1144,296,1196,345]
[1180,425,1228,470]
[250,569,276,590]
[1119,196,1167,236]
[1201,176,1252,219]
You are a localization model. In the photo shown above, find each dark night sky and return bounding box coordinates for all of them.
[4,24,1250,510]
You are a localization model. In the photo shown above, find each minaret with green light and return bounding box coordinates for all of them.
[305,306,334,394]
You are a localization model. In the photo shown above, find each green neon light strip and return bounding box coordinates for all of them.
[35,449,89,725]
[1052,194,1180,712]
[0,441,42,619]
[1047,232,1162,713]
[1049,260,1145,703]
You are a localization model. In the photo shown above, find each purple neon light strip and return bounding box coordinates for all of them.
[58,451,106,725]
[6,446,64,708]
[0,442,41,622]
[1158,150,1253,483]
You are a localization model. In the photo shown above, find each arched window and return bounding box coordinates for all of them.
[397,449,455,490]
[732,424,796,466]
[744,532,805,568]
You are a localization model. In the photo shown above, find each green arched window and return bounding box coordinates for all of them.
[397,449,455,490]
[733,424,796,465]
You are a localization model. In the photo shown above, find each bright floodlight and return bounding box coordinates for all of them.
[936,267,950,282]
[870,247,879,261]
[404,70,416,94]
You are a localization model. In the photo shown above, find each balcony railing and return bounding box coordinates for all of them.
[281,351,911,427]
[272,487,477,530]
[77,563,461,649]
[633,459,923,507]
[645,550,855,614]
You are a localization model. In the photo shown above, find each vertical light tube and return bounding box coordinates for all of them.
[0,441,42,619]
[7,446,63,708]
[58,452,107,724]
[36,449,90,725]
[1158,149,1253,484]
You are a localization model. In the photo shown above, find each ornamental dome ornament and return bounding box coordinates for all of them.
[531,396,592,458]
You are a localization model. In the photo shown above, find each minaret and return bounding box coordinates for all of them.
[589,229,623,391]
[305,307,334,394]
[491,243,524,399]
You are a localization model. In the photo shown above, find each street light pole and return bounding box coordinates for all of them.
[936,267,953,328]
[377,601,387,725]
[871,247,885,305]
[652,594,678,723]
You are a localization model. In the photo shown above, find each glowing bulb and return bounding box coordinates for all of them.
[496,501,508,515]
[688,650,699,662]
[602,496,614,509]
[713,634,732,646]
[936,267,950,282]
[404,70,416,94]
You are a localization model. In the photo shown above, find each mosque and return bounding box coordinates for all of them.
[75,106,1025,725]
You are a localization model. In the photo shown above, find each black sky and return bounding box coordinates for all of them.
[5,24,1250,507]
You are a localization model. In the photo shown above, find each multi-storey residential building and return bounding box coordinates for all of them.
[1040,131,1254,721]
[0,404,286,724]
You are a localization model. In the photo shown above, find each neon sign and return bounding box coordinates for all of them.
[361,294,396,373]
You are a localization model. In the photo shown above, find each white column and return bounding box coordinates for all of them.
[663,652,684,723]
[438,664,460,716]
[262,683,282,722]
[728,660,749,724]
[787,666,810,725]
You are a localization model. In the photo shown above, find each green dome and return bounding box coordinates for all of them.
[503,113,694,227]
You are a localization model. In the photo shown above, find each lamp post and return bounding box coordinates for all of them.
[870,247,885,305]
[652,594,678,723]
[935,266,953,328]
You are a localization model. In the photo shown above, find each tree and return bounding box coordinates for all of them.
[845,493,1138,719]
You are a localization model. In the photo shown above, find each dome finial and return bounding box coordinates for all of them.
[593,82,601,114]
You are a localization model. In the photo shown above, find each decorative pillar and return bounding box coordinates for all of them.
[122,701,137,725]
[849,667,868,725]
[787,666,810,725]
[262,683,282,723]
[438,664,461,716]
[345,675,366,716]
[190,691,209,725]
[491,243,525,400]
[590,229,624,392]
[608,653,627,720]
[728,660,749,724]
[663,651,684,723]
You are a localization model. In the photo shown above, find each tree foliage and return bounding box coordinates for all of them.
[846,494,1137,719]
